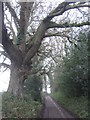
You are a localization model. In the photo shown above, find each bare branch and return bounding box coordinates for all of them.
[23,21,50,64]
[20,2,34,41]
[66,2,90,11]
[2,24,23,67]
[0,63,10,69]
[5,2,20,29]
[44,32,70,39]
[0,51,9,58]
[46,2,70,20]
[5,14,16,43]
[49,21,90,29]
[44,2,90,21]
[49,54,58,63]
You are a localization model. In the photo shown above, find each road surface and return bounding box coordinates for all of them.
[43,96,77,118]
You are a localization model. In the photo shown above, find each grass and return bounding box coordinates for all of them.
[2,92,42,118]
[51,92,88,118]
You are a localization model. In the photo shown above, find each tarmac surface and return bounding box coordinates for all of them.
[43,95,77,118]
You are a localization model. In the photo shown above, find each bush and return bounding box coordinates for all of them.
[2,92,42,118]
[53,31,88,97]
[24,74,42,102]
[51,92,88,118]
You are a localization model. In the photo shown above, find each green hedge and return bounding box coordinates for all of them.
[51,92,88,118]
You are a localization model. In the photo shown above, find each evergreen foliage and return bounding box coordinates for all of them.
[53,30,88,97]
[51,30,88,118]
[24,74,42,102]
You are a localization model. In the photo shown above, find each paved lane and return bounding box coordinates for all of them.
[43,96,76,118]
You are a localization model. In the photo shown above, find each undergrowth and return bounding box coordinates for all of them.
[2,92,42,118]
[51,92,88,118]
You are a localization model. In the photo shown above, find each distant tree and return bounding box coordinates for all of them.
[53,30,88,97]
[24,74,42,102]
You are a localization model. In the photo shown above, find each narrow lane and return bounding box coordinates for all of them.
[43,96,76,118]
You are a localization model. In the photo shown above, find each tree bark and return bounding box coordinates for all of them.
[8,62,24,98]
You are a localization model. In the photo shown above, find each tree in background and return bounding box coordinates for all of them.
[53,29,88,97]
[24,74,42,102]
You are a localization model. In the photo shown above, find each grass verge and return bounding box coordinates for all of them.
[51,92,88,118]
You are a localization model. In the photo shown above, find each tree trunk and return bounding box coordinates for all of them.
[44,74,47,94]
[8,62,24,98]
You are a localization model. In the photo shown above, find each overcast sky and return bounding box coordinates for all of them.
[0,70,10,92]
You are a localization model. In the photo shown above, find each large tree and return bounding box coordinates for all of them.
[1,1,90,97]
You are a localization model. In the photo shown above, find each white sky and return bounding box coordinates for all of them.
[0,70,10,92]
[0,45,10,92]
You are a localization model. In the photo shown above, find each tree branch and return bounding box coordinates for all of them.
[66,2,90,12]
[49,21,90,29]
[46,2,70,20]
[0,63,10,69]
[23,21,50,64]
[5,2,20,29]
[2,24,23,67]
[23,1,90,65]
[44,32,70,39]
[44,2,90,21]
[5,14,16,43]
[20,2,34,41]
[0,50,9,58]
[2,4,23,67]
